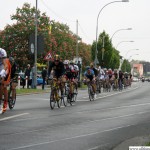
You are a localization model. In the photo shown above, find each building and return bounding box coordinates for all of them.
[131,64,143,77]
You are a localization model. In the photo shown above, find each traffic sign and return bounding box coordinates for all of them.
[44,51,53,60]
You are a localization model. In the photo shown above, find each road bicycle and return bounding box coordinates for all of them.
[8,80,16,109]
[0,78,16,114]
[118,78,123,91]
[96,77,101,93]
[86,80,95,101]
[49,78,65,109]
[112,78,118,91]
[64,80,76,105]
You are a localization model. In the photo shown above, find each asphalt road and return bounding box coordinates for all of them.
[0,81,150,150]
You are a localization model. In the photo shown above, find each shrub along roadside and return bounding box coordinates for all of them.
[16,88,49,95]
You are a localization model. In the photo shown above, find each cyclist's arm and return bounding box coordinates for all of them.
[48,62,54,77]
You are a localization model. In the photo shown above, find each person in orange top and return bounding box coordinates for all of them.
[0,48,11,113]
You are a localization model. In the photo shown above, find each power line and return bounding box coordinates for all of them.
[40,0,75,23]
[78,22,93,43]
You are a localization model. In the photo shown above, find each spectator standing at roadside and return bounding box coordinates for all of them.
[42,67,47,90]
[31,64,36,89]
[25,64,31,88]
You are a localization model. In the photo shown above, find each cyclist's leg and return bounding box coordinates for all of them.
[11,82,17,101]
[0,84,3,105]
[91,80,96,94]
[2,83,9,113]
[59,77,65,97]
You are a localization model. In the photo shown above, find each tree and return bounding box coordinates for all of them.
[0,3,50,69]
[121,59,131,72]
[91,31,120,69]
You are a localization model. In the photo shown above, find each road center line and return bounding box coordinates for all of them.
[83,86,139,99]
[0,113,29,121]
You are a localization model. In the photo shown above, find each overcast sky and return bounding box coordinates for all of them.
[0,0,150,62]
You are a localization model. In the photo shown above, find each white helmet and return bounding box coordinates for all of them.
[64,60,69,65]
[0,48,7,58]
[74,65,79,71]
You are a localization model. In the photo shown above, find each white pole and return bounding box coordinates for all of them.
[18,76,20,90]
[25,76,28,89]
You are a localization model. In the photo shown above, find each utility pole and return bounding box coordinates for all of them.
[34,0,38,88]
[76,19,78,63]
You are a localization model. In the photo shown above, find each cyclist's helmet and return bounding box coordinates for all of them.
[54,54,60,61]
[90,63,94,68]
[70,60,74,64]
[64,60,69,65]
[0,48,7,58]
[86,66,90,70]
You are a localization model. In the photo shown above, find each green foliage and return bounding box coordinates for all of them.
[0,3,91,70]
[91,31,120,69]
[121,59,131,72]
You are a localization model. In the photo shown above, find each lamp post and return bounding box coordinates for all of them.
[34,0,38,89]
[110,28,132,42]
[125,49,139,58]
[116,40,134,50]
[94,0,129,67]
[128,53,139,61]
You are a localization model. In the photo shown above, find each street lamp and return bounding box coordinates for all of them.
[116,40,134,50]
[125,49,139,58]
[34,0,38,89]
[128,53,139,61]
[94,0,129,67]
[110,28,132,42]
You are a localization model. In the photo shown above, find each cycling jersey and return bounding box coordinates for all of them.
[64,65,74,79]
[84,69,95,81]
[48,61,64,79]
[3,58,11,84]
[0,48,7,77]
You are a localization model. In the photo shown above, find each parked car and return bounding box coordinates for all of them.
[18,72,46,86]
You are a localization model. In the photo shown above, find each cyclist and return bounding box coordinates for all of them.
[69,61,79,90]
[0,48,11,113]
[9,57,18,104]
[84,66,96,98]
[63,60,75,98]
[48,54,65,96]
[118,70,124,90]
[90,63,98,77]
[112,69,118,90]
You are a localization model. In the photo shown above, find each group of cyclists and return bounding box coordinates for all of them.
[0,48,17,114]
[48,55,79,101]
[0,47,133,113]
[83,63,133,99]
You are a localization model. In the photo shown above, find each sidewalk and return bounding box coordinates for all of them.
[113,135,150,150]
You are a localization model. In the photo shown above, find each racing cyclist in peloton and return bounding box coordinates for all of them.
[48,54,65,97]
[84,66,96,99]
[0,48,11,113]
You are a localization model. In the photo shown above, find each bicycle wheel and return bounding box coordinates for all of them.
[57,89,62,108]
[62,86,68,106]
[8,88,16,110]
[67,93,73,105]
[88,86,94,101]
[50,91,56,109]
[72,85,78,102]
[118,79,123,91]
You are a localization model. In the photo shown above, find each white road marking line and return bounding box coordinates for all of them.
[9,124,135,150]
[0,113,29,121]
[83,86,139,99]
